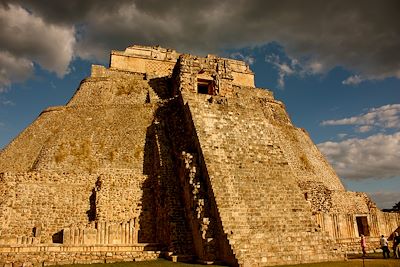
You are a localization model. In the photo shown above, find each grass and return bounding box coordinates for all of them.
[280,259,399,267]
[276,253,399,267]
[62,256,400,267]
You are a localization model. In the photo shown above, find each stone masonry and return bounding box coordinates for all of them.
[0,45,399,266]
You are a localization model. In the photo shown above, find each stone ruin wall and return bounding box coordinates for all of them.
[0,170,149,245]
[0,245,160,265]
[315,210,400,253]
[0,172,95,244]
[110,45,255,92]
[110,46,178,78]
[174,54,254,98]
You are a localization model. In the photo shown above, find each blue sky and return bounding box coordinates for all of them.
[0,0,399,209]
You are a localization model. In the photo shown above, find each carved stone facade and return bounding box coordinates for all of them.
[0,45,398,266]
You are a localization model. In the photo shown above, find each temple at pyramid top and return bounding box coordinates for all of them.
[108,45,255,90]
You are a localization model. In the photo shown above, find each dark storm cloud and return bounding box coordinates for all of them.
[0,3,75,90]
[1,0,400,89]
[2,0,131,24]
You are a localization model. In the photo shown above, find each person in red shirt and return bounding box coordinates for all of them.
[360,234,367,257]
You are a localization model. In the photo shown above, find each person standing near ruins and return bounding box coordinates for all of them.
[393,232,400,259]
[360,234,367,257]
[380,235,390,258]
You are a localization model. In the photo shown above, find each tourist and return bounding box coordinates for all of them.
[394,232,400,259]
[380,235,390,258]
[360,234,367,257]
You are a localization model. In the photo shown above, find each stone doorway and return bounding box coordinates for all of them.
[197,79,213,95]
[356,216,370,236]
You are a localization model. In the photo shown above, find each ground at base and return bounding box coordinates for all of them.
[281,253,399,267]
[58,256,400,267]
[61,258,228,267]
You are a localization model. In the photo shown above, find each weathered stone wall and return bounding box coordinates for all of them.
[94,172,145,223]
[0,172,95,243]
[62,220,139,245]
[315,210,400,253]
[0,170,150,245]
[110,45,178,77]
[298,183,369,213]
[330,192,370,213]
[376,211,400,237]
[176,54,254,97]
[0,244,160,266]
[224,58,255,87]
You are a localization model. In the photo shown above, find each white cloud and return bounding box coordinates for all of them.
[0,51,33,92]
[0,98,15,106]
[367,191,400,210]
[265,54,300,88]
[265,53,329,88]
[318,132,400,180]
[0,4,75,89]
[321,104,400,132]
[306,61,325,74]
[337,133,348,139]
[342,75,363,85]
[356,125,373,133]
[230,52,255,65]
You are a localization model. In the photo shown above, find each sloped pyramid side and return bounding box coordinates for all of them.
[0,73,156,173]
[0,70,194,254]
[0,109,58,172]
[0,72,157,241]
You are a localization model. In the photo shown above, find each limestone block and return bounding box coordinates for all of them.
[83,229,97,245]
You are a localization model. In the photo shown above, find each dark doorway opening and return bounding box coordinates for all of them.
[356,216,370,236]
[52,230,64,243]
[197,79,213,95]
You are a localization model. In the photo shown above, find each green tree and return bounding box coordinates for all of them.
[393,201,400,211]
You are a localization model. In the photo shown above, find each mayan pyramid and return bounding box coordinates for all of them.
[0,45,398,266]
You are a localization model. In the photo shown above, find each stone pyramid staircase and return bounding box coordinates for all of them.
[181,92,341,266]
